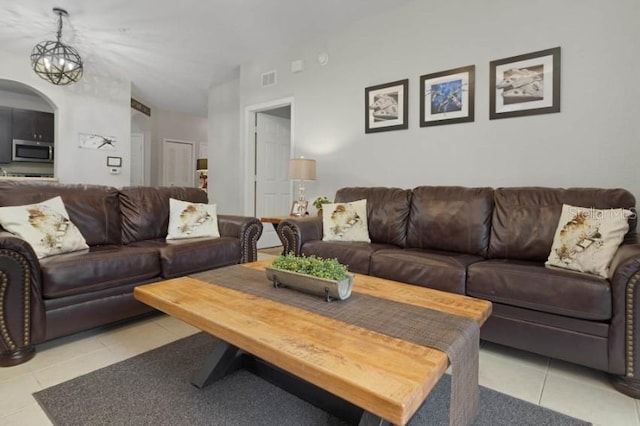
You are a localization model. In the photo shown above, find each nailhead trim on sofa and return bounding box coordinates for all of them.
[242,222,263,263]
[627,271,640,377]
[0,249,31,350]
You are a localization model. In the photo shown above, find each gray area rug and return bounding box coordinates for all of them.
[34,332,591,426]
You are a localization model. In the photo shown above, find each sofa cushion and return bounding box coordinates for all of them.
[322,199,370,242]
[546,204,632,278]
[0,196,89,259]
[40,245,161,298]
[129,237,240,278]
[370,248,483,294]
[467,259,611,320]
[301,240,395,274]
[166,198,220,240]
[406,186,494,256]
[0,181,122,245]
[335,187,412,247]
[489,187,636,261]
[119,187,208,244]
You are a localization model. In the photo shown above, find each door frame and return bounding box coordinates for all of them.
[131,132,151,186]
[243,97,295,216]
[162,138,197,186]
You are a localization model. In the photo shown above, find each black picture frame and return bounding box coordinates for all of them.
[365,79,409,133]
[490,47,561,120]
[420,65,475,127]
[106,156,122,167]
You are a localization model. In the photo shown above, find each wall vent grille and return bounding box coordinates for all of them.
[261,70,277,88]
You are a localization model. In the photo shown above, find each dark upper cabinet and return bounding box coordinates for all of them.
[0,107,11,163]
[12,108,54,142]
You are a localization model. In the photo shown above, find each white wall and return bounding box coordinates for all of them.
[0,89,52,112]
[0,50,131,186]
[209,0,640,216]
[208,76,242,214]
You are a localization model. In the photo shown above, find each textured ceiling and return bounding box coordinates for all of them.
[0,0,412,117]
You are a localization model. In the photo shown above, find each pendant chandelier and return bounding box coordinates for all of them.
[31,7,83,86]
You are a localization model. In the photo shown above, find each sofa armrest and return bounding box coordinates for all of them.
[0,232,46,366]
[277,216,323,255]
[609,243,640,392]
[217,215,263,263]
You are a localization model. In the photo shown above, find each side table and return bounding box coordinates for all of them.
[260,216,291,254]
[260,216,289,232]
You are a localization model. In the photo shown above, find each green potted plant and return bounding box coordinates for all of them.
[265,253,353,301]
[313,196,332,216]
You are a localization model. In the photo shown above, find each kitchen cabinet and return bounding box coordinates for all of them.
[12,108,54,142]
[0,107,11,164]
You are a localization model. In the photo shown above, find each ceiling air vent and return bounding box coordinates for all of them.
[261,70,277,88]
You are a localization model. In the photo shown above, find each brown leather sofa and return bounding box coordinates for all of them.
[278,186,640,398]
[0,181,263,366]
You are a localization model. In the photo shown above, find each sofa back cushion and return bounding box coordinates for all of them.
[0,181,121,246]
[335,187,412,247]
[119,186,208,244]
[489,187,636,261]
[406,186,494,256]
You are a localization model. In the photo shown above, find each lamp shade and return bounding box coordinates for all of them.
[288,158,316,181]
[196,158,208,171]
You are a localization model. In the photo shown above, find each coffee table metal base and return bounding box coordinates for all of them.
[191,338,391,426]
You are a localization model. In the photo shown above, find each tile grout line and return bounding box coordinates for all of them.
[537,357,551,405]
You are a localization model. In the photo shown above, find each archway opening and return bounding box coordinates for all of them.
[0,79,57,178]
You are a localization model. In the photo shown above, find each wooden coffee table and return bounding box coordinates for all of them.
[134,260,491,425]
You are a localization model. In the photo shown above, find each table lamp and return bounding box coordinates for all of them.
[288,157,316,213]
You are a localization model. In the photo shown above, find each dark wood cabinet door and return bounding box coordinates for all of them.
[0,107,11,163]
[11,109,54,142]
[36,112,54,142]
[12,108,37,141]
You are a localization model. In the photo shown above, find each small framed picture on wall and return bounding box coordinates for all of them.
[365,79,409,133]
[420,65,475,127]
[490,47,561,119]
[106,156,122,167]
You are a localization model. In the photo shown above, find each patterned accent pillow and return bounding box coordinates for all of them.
[322,199,371,242]
[0,196,89,259]
[166,198,220,240]
[546,204,632,278]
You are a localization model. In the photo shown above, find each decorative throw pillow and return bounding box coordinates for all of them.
[322,199,371,242]
[0,196,89,259]
[166,198,220,240]
[546,204,632,278]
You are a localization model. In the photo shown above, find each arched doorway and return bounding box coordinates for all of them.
[0,79,56,178]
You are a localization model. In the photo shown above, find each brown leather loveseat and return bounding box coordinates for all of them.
[0,181,263,366]
[278,186,640,398]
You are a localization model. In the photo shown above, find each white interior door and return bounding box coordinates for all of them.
[162,139,196,187]
[130,133,145,186]
[256,112,291,248]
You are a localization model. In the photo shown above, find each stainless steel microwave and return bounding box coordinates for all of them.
[12,139,54,163]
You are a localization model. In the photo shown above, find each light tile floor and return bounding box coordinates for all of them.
[1,252,639,425]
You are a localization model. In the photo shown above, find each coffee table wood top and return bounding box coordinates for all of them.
[134,260,491,425]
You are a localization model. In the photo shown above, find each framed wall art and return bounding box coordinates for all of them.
[365,79,408,133]
[490,47,561,119]
[106,156,122,167]
[420,65,475,127]
[290,200,308,216]
[78,133,117,150]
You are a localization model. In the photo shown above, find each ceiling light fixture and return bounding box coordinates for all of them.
[31,7,83,86]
